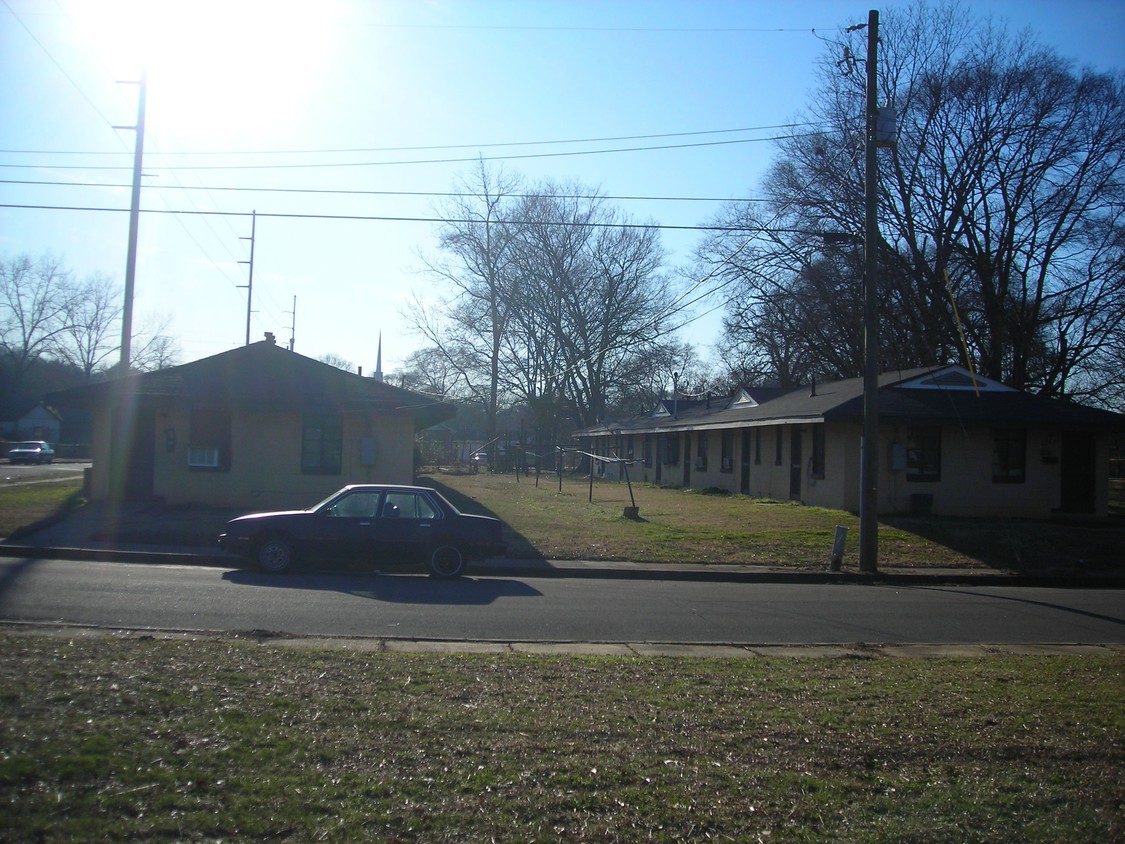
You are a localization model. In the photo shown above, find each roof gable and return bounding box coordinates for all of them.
[896,366,1013,393]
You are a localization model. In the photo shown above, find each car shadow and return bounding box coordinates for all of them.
[221,568,542,605]
[419,474,546,560]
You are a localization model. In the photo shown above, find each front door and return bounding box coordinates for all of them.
[1060,432,1097,513]
[740,429,751,494]
[320,489,385,563]
[682,433,691,487]
[789,426,803,500]
[110,404,155,500]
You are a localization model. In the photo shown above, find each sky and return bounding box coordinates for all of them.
[2,0,1124,381]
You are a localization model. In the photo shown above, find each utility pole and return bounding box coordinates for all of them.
[117,70,146,372]
[859,9,881,574]
[238,210,256,346]
[287,295,296,351]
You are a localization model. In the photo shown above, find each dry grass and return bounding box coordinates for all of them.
[427,471,1125,573]
[0,479,84,540]
[1,631,1121,842]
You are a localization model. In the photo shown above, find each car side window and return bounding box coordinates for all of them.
[382,493,438,520]
[328,491,380,518]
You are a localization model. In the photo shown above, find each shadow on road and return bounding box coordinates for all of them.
[221,569,542,605]
[904,585,1125,627]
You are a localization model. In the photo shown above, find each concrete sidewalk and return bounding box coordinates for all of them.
[3,500,1122,588]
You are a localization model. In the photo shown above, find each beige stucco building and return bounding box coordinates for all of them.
[579,366,1125,519]
[52,339,454,509]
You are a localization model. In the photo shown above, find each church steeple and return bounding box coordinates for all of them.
[374,332,384,382]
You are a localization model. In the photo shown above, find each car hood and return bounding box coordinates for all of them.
[227,510,309,525]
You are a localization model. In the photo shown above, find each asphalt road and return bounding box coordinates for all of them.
[1,557,1123,645]
[1,461,89,486]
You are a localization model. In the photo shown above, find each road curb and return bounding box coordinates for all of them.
[2,543,1123,588]
[2,621,1122,658]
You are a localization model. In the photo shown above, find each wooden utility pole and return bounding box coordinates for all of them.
[117,70,146,372]
[238,210,257,345]
[287,295,296,351]
[859,9,881,573]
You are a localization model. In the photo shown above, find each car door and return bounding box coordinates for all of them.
[319,490,384,562]
[371,491,440,562]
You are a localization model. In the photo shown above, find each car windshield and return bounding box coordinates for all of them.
[306,489,345,512]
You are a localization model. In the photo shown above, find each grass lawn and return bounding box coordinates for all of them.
[426,471,1125,573]
[0,632,1121,842]
[3,473,1124,574]
[0,478,84,540]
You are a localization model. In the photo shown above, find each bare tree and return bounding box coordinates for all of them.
[410,161,523,443]
[58,272,121,382]
[508,186,673,429]
[394,346,467,399]
[130,315,180,372]
[705,2,1125,404]
[0,253,78,403]
[317,353,356,372]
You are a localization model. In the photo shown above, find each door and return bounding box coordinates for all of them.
[111,405,155,500]
[372,490,440,562]
[319,489,385,563]
[789,426,803,500]
[1060,432,1097,513]
[682,433,691,487]
[740,429,751,494]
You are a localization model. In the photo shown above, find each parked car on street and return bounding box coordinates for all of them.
[218,484,507,577]
[6,441,55,464]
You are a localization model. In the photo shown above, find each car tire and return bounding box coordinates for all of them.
[256,536,295,573]
[428,544,466,578]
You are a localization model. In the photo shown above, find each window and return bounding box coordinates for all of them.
[302,414,343,475]
[754,429,762,465]
[643,434,653,468]
[907,426,941,482]
[695,433,708,471]
[383,492,439,519]
[327,491,381,518]
[187,447,220,468]
[720,430,734,473]
[775,427,784,466]
[188,407,230,471]
[993,429,1026,484]
[811,426,826,479]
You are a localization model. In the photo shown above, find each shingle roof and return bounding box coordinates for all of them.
[579,366,1125,436]
[48,341,456,430]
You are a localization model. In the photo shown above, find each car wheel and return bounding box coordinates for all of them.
[256,536,295,573]
[428,544,465,578]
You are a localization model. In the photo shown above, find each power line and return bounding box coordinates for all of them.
[0,132,830,172]
[0,122,822,158]
[0,202,805,233]
[0,178,770,205]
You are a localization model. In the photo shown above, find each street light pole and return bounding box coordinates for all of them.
[859,9,880,573]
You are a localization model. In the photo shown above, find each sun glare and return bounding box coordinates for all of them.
[70,0,340,143]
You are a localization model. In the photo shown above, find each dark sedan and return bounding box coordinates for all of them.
[218,484,507,577]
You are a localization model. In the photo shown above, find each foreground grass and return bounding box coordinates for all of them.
[0,632,1120,842]
[429,471,1125,571]
[0,478,83,539]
